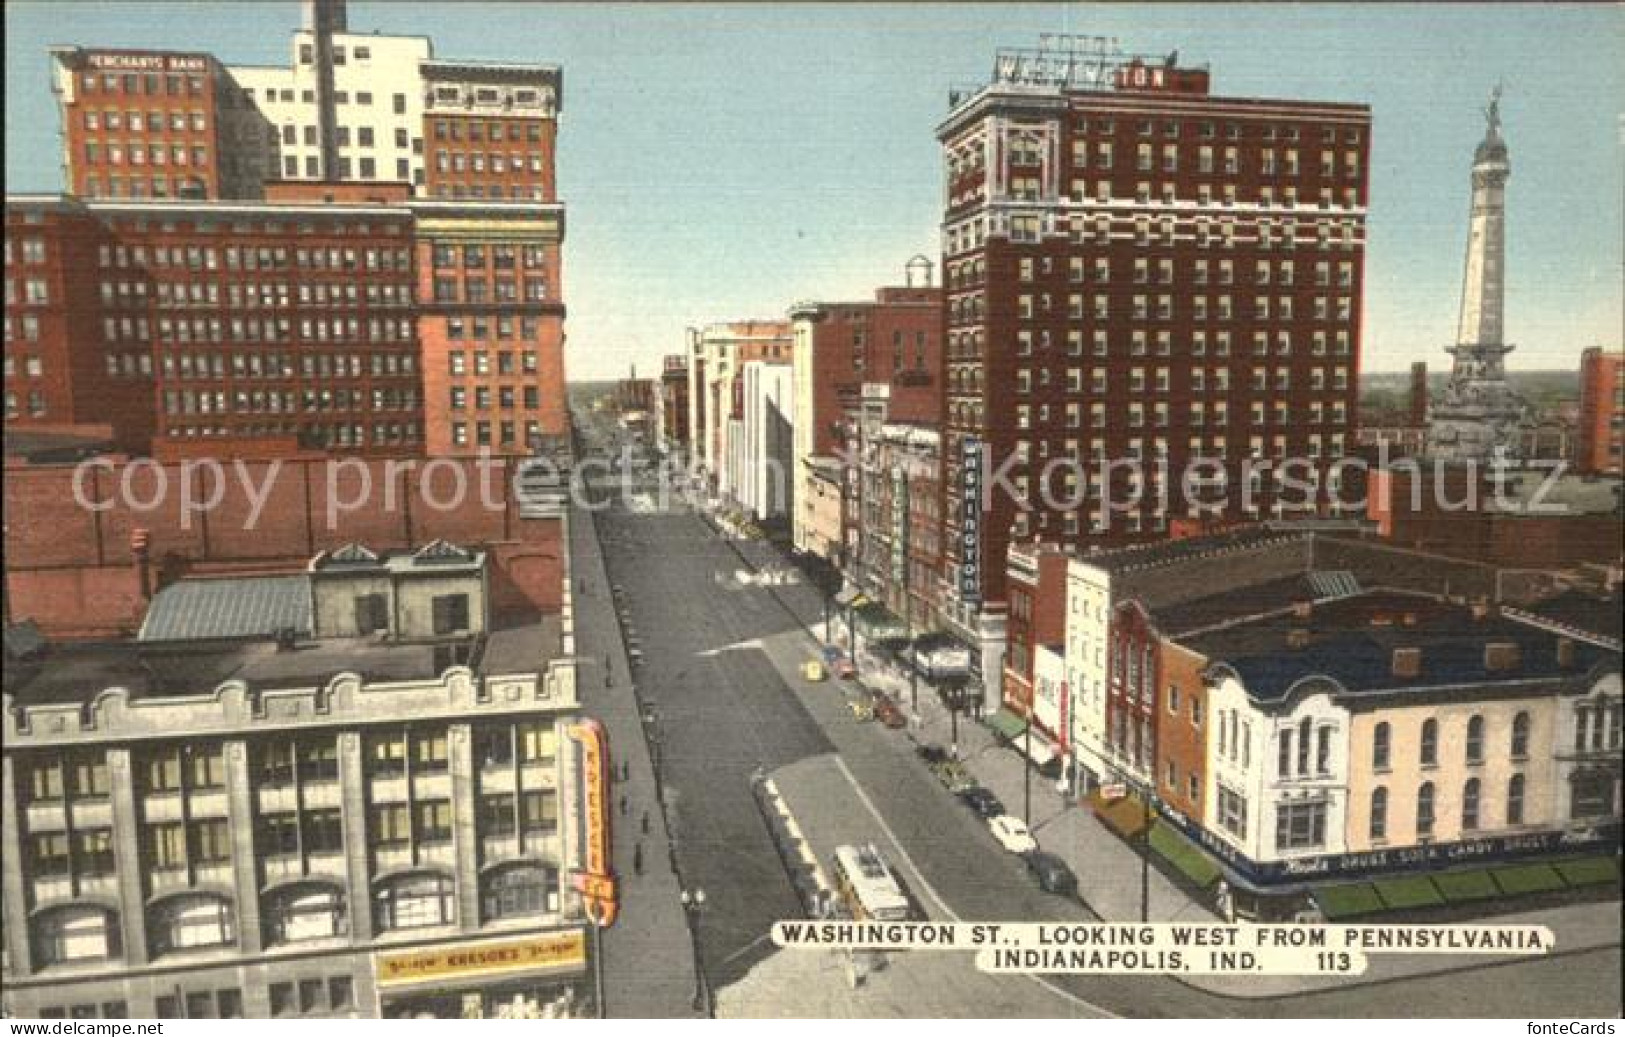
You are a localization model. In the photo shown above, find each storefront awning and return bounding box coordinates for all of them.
[1090,789,1151,841]
[1312,882,1385,920]
[984,707,1028,742]
[854,601,908,642]
[1149,820,1222,889]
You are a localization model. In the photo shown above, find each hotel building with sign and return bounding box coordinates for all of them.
[937,37,1371,704]
[1,541,604,1019]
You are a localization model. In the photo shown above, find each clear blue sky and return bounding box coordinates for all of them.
[6,2,1622,380]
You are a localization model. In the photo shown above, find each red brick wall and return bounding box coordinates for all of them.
[3,455,563,637]
[59,52,227,200]
[418,233,566,457]
[1156,640,1208,822]
[942,84,1371,605]
[422,115,557,202]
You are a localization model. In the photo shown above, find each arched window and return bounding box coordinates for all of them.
[1511,712,1531,759]
[1462,777,1481,831]
[1369,787,1388,842]
[1372,722,1391,770]
[34,905,120,966]
[1465,716,1485,765]
[150,893,235,955]
[1417,782,1436,839]
[481,864,559,922]
[1419,719,1438,767]
[374,873,455,932]
[264,883,348,945]
[1507,774,1526,826]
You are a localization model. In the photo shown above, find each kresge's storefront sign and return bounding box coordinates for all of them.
[375,931,587,989]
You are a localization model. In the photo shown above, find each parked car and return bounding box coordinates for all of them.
[870,693,906,728]
[987,815,1037,855]
[1024,851,1078,895]
[833,658,858,680]
[802,660,828,682]
[916,745,950,766]
[846,699,874,722]
[957,786,1005,819]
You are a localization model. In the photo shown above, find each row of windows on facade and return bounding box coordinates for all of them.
[1002,406,1352,443]
[1212,774,1543,854]
[159,422,424,446]
[1052,141,1362,178]
[81,109,209,135]
[984,179,1366,213]
[955,292,1358,325]
[100,280,415,310]
[944,214,1362,255]
[29,865,560,970]
[449,419,545,449]
[448,385,544,411]
[431,118,549,145]
[1003,366,1352,395]
[97,242,413,273]
[20,725,559,805]
[77,175,212,203]
[429,183,551,202]
[946,327,1355,361]
[432,243,551,271]
[27,793,558,879]
[4,390,49,419]
[160,387,421,417]
[96,315,549,350]
[983,256,1358,289]
[76,70,207,98]
[951,128,1362,179]
[432,151,548,176]
[446,348,544,376]
[151,350,419,381]
[431,277,551,304]
[99,316,418,348]
[32,974,355,1019]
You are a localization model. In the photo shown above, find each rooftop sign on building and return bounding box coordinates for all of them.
[971,34,1209,104]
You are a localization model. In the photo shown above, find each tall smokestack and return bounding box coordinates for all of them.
[1410,361,1428,427]
[305,0,347,181]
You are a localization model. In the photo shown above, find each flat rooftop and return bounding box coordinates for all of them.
[4,615,562,708]
[1180,590,1619,703]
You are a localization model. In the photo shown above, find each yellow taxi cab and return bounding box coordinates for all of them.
[802,660,828,682]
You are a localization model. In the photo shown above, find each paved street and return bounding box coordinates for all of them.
[572,417,1623,1018]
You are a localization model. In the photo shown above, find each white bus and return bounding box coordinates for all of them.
[831,843,912,921]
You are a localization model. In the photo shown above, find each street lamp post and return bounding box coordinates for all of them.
[679,887,710,1015]
[1023,712,1033,828]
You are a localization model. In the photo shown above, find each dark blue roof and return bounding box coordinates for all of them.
[1184,591,1619,704]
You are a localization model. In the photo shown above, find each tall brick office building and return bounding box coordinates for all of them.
[7,0,567,459]
[937,38,1370,695]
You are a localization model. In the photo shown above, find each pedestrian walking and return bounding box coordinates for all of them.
[641,810,650,835]
[618,793,627,816]
[633,842,644,876]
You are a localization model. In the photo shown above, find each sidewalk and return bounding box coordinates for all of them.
[567,504,701,1018]
[835,640,1625,996]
